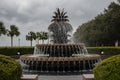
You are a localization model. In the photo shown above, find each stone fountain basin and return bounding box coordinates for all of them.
[20,54,100,62]
[20,54,101,72]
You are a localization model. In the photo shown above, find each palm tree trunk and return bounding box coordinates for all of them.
[38,40,39,44]
[42,40,44,44]
[11,36,13,47]
[30,40,32,46]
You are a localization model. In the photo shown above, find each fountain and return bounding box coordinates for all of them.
[20,8,101,73]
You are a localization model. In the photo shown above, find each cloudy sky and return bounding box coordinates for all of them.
[0,0,117,46]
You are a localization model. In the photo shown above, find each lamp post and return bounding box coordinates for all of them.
[18,38,20,47]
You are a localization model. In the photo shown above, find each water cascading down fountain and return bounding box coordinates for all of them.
[20,8,101,73]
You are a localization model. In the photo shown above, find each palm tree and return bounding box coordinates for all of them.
[35,32,48,44]
[36,32,42,44]
[26,31,36,46]
[0,22,6,36]
[48,8,73,44]
[7,25,20,47]
[41,32,48,44]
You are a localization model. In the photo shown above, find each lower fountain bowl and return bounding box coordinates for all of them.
[20,54,101,73]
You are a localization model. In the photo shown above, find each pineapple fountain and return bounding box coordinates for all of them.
[20,8,101,73]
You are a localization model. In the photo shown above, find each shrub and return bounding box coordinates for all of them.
[93,54,120,80]
[0,47,34,56]
[87,47,120,55]
[0,54,22,80]
[0,46,120,56]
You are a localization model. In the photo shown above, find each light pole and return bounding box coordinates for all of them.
[18,38,20,47]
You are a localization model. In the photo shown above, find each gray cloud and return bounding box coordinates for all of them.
[0,0,117,46]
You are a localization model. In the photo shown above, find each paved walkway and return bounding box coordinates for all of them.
[38,75,82,80]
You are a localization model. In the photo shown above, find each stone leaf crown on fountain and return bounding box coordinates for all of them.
[48,8,73,44]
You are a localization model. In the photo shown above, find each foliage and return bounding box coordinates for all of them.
[0,47,34,56]
[0,22,6,36]
[26,31,48,46]
[41,32,48,43]
[26,31,36,46]
[93,54,120,80]
[7,25,20,47]
[74,2,120,46]
[87,47,120,55]
[0,54,22,80]
[36,32,42,43]
[0,46,120,56]
[36,32,48,44]
[48,8,73,43]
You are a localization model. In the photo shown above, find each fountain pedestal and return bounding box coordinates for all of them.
[21,74,38,80]
[82,74,94,80]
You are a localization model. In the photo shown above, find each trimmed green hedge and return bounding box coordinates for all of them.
[87,47,120,55]
[0,47,34,56]
[0,54,22,80]
[0,46,120,56]
[93,54,120,80]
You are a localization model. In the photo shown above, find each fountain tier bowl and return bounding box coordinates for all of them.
[34,44,88,57]
[20,54,101,72]
[20,44,101,72]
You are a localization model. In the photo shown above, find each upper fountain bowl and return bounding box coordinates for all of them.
[33,43,88,57]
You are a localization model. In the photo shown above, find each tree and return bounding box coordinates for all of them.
[7,25,20,47]
[36,32,48,44]
[74,2,120,46]
[35,32,42,44]
[41,32,48,44]
[0,22,6,36]
[48,8,73,44]
[26,31,36,46]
